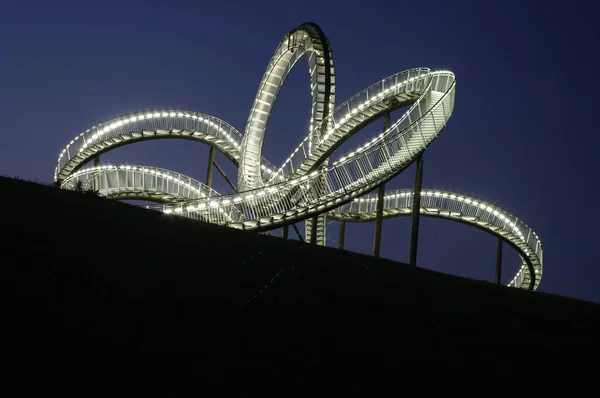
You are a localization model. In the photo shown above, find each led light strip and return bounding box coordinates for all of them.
[268,68,434,181]
[62,164,213,198]
[54,111,244,182]
[331,188,542,289]
[54,111,286,184]
[238,22,335,192]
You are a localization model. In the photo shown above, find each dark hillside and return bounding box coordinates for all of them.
[0,176,598,383]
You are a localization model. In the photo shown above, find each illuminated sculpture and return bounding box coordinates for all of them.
[53,23,542,290]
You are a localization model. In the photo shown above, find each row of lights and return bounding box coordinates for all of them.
[268,70,454,182]
[61,164,211,198]
[267,71,419,181]
[349,188,542,288]
[163,203,234,222]
[328,102,445,184]
[250,44,332,185]
[61,164,236,224]
[331,74,453,166]
[162,168,325,215]
[351,190,525,240]
[162,179,540,286]
[55,111,243,181]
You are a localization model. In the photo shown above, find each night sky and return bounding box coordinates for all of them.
[1,0,598,302]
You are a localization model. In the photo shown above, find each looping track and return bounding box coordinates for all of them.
[53,22,543,290]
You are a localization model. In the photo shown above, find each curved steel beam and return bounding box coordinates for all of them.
[154,71,456,231]
[238,22,335,191]
[328,188,543,291]
[54,110,284,188]
[54,110,244,183]
[62,164,241,223]
[62,164,219,199]
[104,192,183,204]
[268,68,430,183]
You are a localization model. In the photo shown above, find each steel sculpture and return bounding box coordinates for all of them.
[53,23,542,290]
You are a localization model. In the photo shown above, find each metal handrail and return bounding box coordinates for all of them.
[147,73,455,227]
[329,188,543,290]
[54,110,243,182]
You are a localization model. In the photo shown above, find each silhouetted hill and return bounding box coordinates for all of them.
[1,176,598,384]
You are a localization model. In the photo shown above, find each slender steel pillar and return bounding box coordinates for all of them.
[408,154,424,267]
[495,239,503,285]
[373,112,390,259]
[93,156,100,190]
[373,183,385,258]
[338,221,346,250]
[292,224,304,242]
[309,215,318,244]
[282,225,289,240]
[206,146,215,188]
[213,160,238,193]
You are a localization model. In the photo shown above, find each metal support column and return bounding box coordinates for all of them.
[309,215,318,244]
[495,239,503,285]
[292,224,304,242]
[206,146,215,188]
[338,221,346,250]
[93,156,100,191]
[282,225,289,240]
[374,112,390,259]
[408,154,424,267]
[373,183,385,258]
[213,160,238,193]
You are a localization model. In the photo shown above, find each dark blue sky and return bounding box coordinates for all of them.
[1,0,598,302]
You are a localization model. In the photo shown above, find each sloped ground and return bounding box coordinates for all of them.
[1,176,599,383]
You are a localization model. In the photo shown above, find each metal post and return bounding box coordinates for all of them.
[292,224,304,242]
[213,160,238,193]
[282,225,289,240]
[495,239,503,285]
[206,146,215,188]
[338,221,346,250]
[373,183,385,258]
[93,156,100,191]
[408,154,424,267]
[309,215,318,244]
[374,112,390,259]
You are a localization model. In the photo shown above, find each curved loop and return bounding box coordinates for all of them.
[251,71,455,216]
[62,164,240,223]
[328,188,543,291]
[238,22,336,191]
[152,72,456,233]
[54,110,244,183]
[62,164,219,198]
[268,68,432,183]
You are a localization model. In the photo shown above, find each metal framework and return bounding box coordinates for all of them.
[53,22,543,291]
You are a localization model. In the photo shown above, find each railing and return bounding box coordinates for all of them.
[54,110,244,182]
[267,68,433,184]
[146,72,456,232]
[328,188,543,289]
[239,22,335,191]
[62,164,219,199]
[62,165,241,223]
